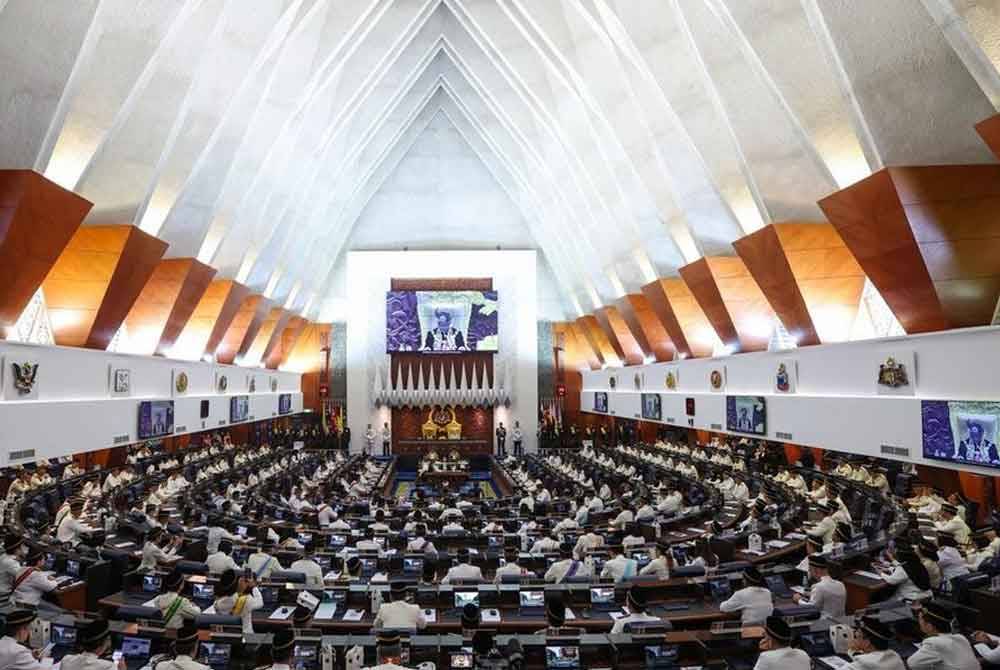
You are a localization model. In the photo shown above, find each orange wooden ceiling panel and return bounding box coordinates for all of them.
[819,168,950,334]
[285,322,331,374]
[157,259,216,356]
[575,315,621,367]
[171,279,250,360]
[615,294,674,362]
[977,114,1000,160]
[734,225,819,346]
[258,308,295,367]
[266,315,308,369]
[216,294,272,365]
[594,306,645,365]
[122,258,213,356]
[641,279,692,358]
[567,321,601,370]
[678,258,744,351]
[43,225,168,348]
[0,170,92,328]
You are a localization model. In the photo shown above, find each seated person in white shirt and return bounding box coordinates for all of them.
[374,582,427,630]
[753,616,811,670]
[611,586,667,634]
[843,616,906,670]
[639,543,672,579]
[545,542,592,583]
[611,504,635,530]
[11,548,57,606]
[793,554,846,618]
[494,548,536,583]
[600,547,639,583]
[290,547,325,587]
[719,567,774,624]
[530,532,561,555]
[56,498,95,546]
[206,539,242,574]
[441,549,483,584]
[406,525,438,556]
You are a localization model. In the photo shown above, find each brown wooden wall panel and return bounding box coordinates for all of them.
[288,322,331,411]
[244,306,285,364]
[0,170,92,330]
[680,257,776,353]
[820,166,1000,332]
[575,315,621,367]
[641,278,716,358]
[773,222,866,343]
[976,114,1000,160]
[390,405,493,453]
[390,278,492,290]
[120,258,215,356]
[641,279,692,358]
[616,294,674,362]
[266,315,307,369]
[43,225,168,348]
[733,224,820,346]
[216,294,271,365]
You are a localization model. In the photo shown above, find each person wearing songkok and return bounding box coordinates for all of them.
[530,531,560,555]
[719,567,774,624]
[263,628,298,670]
[12,547,57,606]
[792,554,845,618]
[0,608,47,669]
[211,569,262,634]
[611,586,667,634]
[573,530,604,560]
[139,528,181,572]
[460,602,481,638]
[806,503,837,545]
[57,498,95,546]
[880,546,932,602]
[362,631,409,670]
[534,595,580,637]
[151,570,201,628]
[907,600,978,670]
[290,547,324,587]
[59,618,121,670]
[0,534,27,605]
[935,503,971,545]
[373,582,427,630]
[639,543,672,579]
[441,549,483,584]
[916,538,943,590]
[843,617,905,670]
[545,542,592,583]
[205,539,240,574]
[600,546,639,583]
[752,616,810,670]
[339,556,363,583]
[494,549,535,583]
[246,539,284,580]
[290,605,314,632]
[936,533,970,584]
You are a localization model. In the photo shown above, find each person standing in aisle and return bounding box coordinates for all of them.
[365,424,376,456]
[512,421,523,457]
[496,422,507,457]
[381,422,392,457]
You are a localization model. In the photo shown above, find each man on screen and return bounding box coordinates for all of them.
[423,309,467,352]
[956,420,999,464]
[737,407,752,432]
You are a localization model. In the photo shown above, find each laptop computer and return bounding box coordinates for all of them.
[142,575,162,594]
[191,583,215,603]
[546,645,581,669]
[645,645,679,669]
[706,577,732,602]
[519,590,545,614]
[65,559,82,578]
[403,557,424,577]
[329,534,347,549]
[120,636,152,669]
[454,590,480,611]
[590,586,616,611]
[293,641,320,670]
[199,642,232,669]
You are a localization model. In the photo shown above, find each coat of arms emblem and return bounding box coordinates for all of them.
[218,375,228,392]
[270,378,278,392]
[174,371,189,394]
[608,376,616,390]
[633,373,642,390]
[710,369,723,390]
[249,377,256,393]
[877,357,909,388]
[776,363,790,392]
[12,362,38,395]
[665,371,677,390]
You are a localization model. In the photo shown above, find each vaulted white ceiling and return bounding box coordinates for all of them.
[1,0,998,323]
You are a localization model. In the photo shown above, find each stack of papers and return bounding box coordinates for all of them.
[423,609,438,623]
[854,570,884,581]
[342,609,365,621]
[269,606,295,620]
[312,603,338,620]
[481,608,501,623]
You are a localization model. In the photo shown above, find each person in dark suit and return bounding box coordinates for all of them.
[423,309,467,351]
[495,423,507,456]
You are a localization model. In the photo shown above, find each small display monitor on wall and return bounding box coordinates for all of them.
[385,290,498,353]
[726,396,766,435]
[138,401,174,439]
[594,392,608,413]
[923,400,1000,468]
[230,396,250,423]
[641,393,661,421]
[278,393,292,415]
